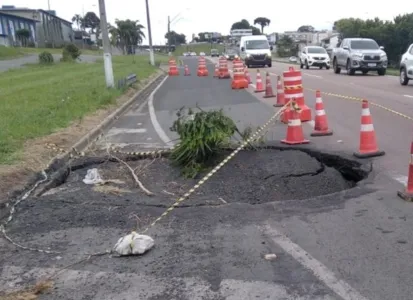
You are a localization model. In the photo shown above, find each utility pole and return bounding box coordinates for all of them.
[167,16,170,51]
[98,0,114,88]
[145,0,155,66]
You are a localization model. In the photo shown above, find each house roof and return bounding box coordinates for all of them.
[0,8,72,25]
[0,11,39,22]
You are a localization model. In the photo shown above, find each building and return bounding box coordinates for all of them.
[266,32,277,45]
[0,6,73,47]
[321,33,340,49]
[230,29,252,44]
[0,11,38,46]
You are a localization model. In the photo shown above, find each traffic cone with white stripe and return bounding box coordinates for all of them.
[254,69,265,92]
[213,64,219,78]
[244,66,251,84]
[353,100,385,158]
[273,76,285,107]
[311,90,332,136]
[281,101,310,145]
[263,72,276,98]
[184,65,190,76]
[397,142,413,201]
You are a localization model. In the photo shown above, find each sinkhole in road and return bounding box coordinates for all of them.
[43,148,371,206]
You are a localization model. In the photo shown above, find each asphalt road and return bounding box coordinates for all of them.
[2,56,413,299]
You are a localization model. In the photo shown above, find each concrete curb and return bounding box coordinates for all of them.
[53,70,167,164]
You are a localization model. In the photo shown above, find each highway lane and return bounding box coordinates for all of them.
[211,57,413,187]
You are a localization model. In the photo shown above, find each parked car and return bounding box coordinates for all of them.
[331,38,388,75]
[400,43,413,85]
[211,49,219,57]
[299,46,330,69]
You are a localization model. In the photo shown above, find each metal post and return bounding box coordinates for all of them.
[167,16,170,52]
[145,0,155,66]
[98,0,114,88]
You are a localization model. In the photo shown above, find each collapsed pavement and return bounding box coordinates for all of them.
[0,145,373,299]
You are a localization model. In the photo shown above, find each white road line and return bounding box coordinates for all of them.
[148,76,175,147]
[106,128,147,136]
[263,224,370,300]
[403,95,413,99]
[302,73,323,79]
[391,174,408,186]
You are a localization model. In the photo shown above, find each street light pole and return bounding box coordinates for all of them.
[98,0,114,88]
[145,0,155,66]
[167,16,170,51]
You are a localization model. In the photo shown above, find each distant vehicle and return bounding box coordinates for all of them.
[200,52,206,56]
[239,35,273,68]
[183,52,189,56]
[299,46,330,69]
[190,52,197,56]
[224,49,238,61]
[400,43,413,85]
[211,49,219,57]
[289,56,297,62]
[331,38,388,75]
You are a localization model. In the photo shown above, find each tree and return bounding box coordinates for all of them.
[72,14,83,30]
[276,35,295,57]
[15,28,30,47]
[251,26,261,35]
[165,31,186,45]
[109,19,146,54]
[297,25,315,32]
[254,17,270,33]
[231,19,251,30]
[82,11,100,33]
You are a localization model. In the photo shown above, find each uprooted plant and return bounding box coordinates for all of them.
[169,107,239,178]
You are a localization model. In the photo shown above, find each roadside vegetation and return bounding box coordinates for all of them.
[0,45,26,60]
[0,47,164,164]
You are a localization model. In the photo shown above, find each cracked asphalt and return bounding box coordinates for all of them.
[2,56,413,300]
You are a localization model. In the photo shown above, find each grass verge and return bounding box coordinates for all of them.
[23,47,103,56]
[0,46,26,60]
[0,55,161,165]
[174,43,225,56]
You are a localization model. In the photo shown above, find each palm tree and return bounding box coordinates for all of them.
[254,17,271,34]
[110,19,146,54]
[72,14,83,30]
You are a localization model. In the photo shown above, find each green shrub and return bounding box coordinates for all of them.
[170,107,238,178]
[38,51,54,64]
[60,48,74,62]
[63,43,81,60]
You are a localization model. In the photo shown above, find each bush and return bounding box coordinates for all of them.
[62,43,81,60]
[60,48,74,62]
[38,51,54,64]
[170,107,238,178]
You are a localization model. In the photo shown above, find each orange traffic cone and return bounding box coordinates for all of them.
[184,65,190,76]
[263,72,276,98]
[254,69,265,92]
[168,60,179,76]
[197,58,208,76]
[213,64,219,78]
[281,107,310,145]
[398,142,413,201]
[273,76,285,107]
[231,58,249,89]
[311,90,332,136]
[353,100,385,158]
[244,66,251,84]
[218,56,230,79]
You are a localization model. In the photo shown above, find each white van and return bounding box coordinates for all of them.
[239,35,273,68]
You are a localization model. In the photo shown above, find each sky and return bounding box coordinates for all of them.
[5,0,411,45]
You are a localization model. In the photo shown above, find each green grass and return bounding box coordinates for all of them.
[23,47,103,56]
[174,43,225,56]
[0,46,26,60]
[0,55,162,164]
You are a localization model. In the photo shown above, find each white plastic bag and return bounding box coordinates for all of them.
[83,168,104,185]
[114,231,154,256]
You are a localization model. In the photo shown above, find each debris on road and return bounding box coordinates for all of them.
[264,254,277,261]
[113,231,154,256]
[83,168,105,185]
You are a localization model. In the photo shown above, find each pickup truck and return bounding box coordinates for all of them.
[331,38,388,76]
[400,43,413,85]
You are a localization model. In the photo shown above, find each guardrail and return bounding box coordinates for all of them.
[117,73,138,89]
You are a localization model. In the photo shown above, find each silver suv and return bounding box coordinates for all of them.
[400,43,413,85]
[332,38,388,75]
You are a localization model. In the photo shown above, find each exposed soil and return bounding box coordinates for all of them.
[0,71,163,205]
